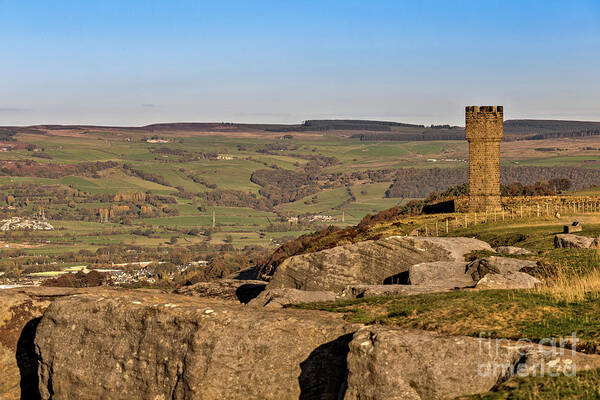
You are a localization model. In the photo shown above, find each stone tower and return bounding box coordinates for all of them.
[465,106,504,212]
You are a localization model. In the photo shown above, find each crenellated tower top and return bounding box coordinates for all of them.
[465,105,503,141]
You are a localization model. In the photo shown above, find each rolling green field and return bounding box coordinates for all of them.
[0,127,596,257]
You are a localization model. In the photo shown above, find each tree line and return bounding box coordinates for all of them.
[385,167,600,198]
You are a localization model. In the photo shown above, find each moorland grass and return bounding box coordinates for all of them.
[293,289,600,352]
[456,368,600,399]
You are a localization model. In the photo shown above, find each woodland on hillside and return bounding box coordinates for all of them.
[385,166,600,198]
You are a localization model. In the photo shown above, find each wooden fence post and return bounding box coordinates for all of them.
[446,219,449,233]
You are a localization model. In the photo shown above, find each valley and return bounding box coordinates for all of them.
[0,121,599,286]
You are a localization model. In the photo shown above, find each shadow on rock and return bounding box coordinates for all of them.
[299,333,353,400]
[16,317,41,400]
[384,270,409,285]
[235,283,266,304]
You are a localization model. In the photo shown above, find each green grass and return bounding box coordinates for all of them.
[140,206,276,227]
[139,164,207,192]
[295,289,600,353]
[0,176,59,185]
[61,176,100,189]
[276,187,351,215]
[184,159,263,193]
[343,143,412,158]
[341,182,406,218]
[61,169,176,194]
[405,141,459,155]
[507,155,600,168]
[447,219,600,252]
[457,368,600,399]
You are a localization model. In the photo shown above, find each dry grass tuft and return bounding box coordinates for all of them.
[537,256,600,303]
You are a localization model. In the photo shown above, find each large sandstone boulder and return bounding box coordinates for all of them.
[344,327,522,399]
[408,261,473,288]
[341,284,450,299]
[24,289,600,400]
[267,236,494,293]
[173,279,266,303]
[247,288,336,308]
[35,291,355,400]
[554,234,599,249]
[344,326,600,400]
[563,221,583,234]
[476,272,541,290]
[0,287,83,400]
[466,257,538,281]
[494,246,533,256]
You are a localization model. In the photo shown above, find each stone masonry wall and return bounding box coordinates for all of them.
[466,106,504,211]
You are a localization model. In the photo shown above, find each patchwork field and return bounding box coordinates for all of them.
[0,121,597,264]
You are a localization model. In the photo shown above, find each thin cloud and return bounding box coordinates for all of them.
[0,107,27,112]
[233,112,294,118]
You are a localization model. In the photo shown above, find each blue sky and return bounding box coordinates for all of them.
[0,0,599,126]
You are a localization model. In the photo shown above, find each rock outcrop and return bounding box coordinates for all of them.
[35,291,355,400]
[466,257,538,281]
[0,287,82,400]
[344,326,600,400]
[563,221,583,234]
[173,279,266,303]
[248,288,336,308]
[341,284,451,299]
[2,287,598,400]
[343,256,541,295]
[494,245,533,255]
[476,272,541,290]
[345,327,521,399]
[554,234,599,249]
[267,236,494,292]
[408,261,473,288]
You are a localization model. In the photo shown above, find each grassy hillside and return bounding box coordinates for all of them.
[0,120,596,277]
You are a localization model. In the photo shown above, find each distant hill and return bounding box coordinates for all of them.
[505,119,600,134]
[3,118,600,141]
[503,119,600,141]
[350,119,600,142]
